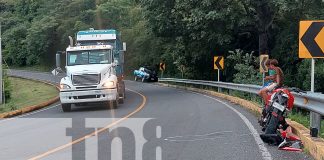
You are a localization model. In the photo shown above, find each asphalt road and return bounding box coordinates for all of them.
[0,70,313,160]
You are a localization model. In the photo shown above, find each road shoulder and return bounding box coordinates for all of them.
[156,82,323,160]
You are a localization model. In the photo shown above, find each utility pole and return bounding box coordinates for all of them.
[0,23,3,104]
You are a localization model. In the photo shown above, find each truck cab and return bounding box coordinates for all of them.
[58,29,126,112]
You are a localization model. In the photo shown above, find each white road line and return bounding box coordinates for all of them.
[165,130,233,139]
[153,83,272,159]
[192,92,273,160]
[16,104,60,118]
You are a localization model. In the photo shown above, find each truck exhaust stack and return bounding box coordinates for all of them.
[68,36,74,47]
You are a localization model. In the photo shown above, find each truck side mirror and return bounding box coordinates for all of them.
[52,51,65,76]
[56,53,61,68]
[122,42,126,51]
[113,59,119,67]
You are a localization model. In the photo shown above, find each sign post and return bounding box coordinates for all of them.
[260,54,269,86]
[214,56,224,92]
[309,58,321,137]
[214,56,224,81]
[299,20,324,137]
[159,62,165,78]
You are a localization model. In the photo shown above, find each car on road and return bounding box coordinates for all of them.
[134,67,158,82]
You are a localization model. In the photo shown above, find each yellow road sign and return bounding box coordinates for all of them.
[159,63,166,71]
[214,56,224,70]
[260,55,269,73]
[299,21,324,58]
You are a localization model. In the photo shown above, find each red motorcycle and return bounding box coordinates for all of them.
[259,87,295,134]
[259,87,304,149]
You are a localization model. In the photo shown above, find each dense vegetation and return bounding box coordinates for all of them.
[0,0,323,92]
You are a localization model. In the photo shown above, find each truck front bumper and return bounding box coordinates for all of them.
[60,88,118,104]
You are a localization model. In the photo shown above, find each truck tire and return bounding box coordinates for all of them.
[123,87,126,99]
[106,100,118,109]
[112,100,118,109]
[118,93,124,104]
[62,104,72,112]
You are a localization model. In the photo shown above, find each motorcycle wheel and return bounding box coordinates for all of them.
[265,114,280,134]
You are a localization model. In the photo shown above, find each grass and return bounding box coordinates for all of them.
[289,112,324,138]
[9,65,53,72]
[0,77,58,113]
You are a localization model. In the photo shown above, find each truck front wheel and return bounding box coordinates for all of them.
[112,100,118,109]
[62,104,72,112]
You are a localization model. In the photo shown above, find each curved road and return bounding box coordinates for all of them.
[0,70,313,160]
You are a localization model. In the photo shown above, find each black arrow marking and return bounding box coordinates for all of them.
[215,57,223,70]
[301,22,324,57]
[160,63,165,70]
[261,57,267,71]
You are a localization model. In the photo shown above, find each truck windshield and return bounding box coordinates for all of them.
[67,49,112,66]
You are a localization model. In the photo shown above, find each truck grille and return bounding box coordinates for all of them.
[72,74,100,86]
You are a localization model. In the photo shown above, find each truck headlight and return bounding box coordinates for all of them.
[60,84,71,89]
[103,81,115,88]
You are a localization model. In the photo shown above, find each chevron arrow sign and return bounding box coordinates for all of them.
[260,55,269,73]
[299,21,324,58]
[214,56,224,70]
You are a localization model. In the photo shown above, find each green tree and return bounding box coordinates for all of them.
[25,16,58,65]
[227,49,262,84]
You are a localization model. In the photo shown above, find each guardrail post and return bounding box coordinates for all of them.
[310,112,321,137]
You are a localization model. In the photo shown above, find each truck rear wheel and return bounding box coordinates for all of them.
[123,87,126,99]
[62,104,72,112]
[118,93,125,104]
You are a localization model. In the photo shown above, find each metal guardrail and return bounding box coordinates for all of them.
[159,78,324,137]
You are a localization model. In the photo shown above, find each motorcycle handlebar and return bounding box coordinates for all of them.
[288,87,307,94]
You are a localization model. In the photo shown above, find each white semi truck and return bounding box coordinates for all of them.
[57,29,126,112]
